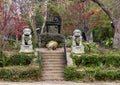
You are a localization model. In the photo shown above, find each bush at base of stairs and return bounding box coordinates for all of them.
[64,66,120,81]
[0,66,40,81]
[64,66,82,80]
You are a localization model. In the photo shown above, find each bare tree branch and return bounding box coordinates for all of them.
[92,0,117,26]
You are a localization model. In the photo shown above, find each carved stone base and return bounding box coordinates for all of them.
[20,45,34,53]
[71,45,84,54]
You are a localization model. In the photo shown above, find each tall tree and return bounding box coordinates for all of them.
[17,0,38,43]
[41,0,49,33]
[53,0,102,42]
[92,0,120,48]
[0,0,26,49]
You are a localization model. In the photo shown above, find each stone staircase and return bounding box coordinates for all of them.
[36,48,66,81]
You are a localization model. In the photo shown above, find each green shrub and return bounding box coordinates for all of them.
[8,53,33,66]
[103,54,120,67]
[64,66,120,81]
[93,23,114,43]
[71,53,120,67]
[0,50,9,67]
[80,54,103,67]
[64,66,82,80]
[84,67,120,81]
[0,66,40,81]
[66,38,72,47]
[83,42,97,53]
[103,38,113,48]
[70,53,81,67]
[95,69,120,80]
[39,33,65,47]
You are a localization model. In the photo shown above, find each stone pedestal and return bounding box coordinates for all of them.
[72,45,84,54]
[20,45,33,53]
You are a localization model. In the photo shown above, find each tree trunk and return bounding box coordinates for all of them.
[113,19,120,48]
[86,32,93,43]
[41,0,48,33]
[16,34,18,44]
[31,16,38,44]
[92,0,120,48]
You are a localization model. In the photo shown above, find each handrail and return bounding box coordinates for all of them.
[63,38,67,64]
[38,52,42,72]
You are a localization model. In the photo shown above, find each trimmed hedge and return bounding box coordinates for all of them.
[85,67,120,81]
[39,33,65,47]
[0,53,34,67]
[64,66,120,81]
[71,53,120,67]
[8,53,34,66]
[0,66,40,81]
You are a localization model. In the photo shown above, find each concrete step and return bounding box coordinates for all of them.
[42,59,66,63]
[37,48,66,81]
[42,64,65,68]
[42,68,64,72]
[42,70,64,74]
[42,62,66,66]
[42,55,65,59]
[43,53,64,56]
[41,74,65,80]
[41,74,65,78]
[36,48,64,53]
[42,63,65,68]
[42,58,65,61]
[41,71,64,74]
[41,76,65,81]
[42,60,66,64]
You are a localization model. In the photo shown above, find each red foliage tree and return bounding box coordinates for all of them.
[0,0,27,49]
[62,1,102,42]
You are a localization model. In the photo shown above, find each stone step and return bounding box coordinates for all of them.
[42,57,65,61]
[41,70,64,73]
[36,48,64,53]
[42,67,64,72]
[42,62,66,66]
[43,53,64,56]
[41,73,64,78]
[42,59,66,63]
[42,64,65,68]
[41,69,64,75]
[41,76,65,81]
[37,48,66,81]
[42,55,65,59]
[41,74,65,78]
